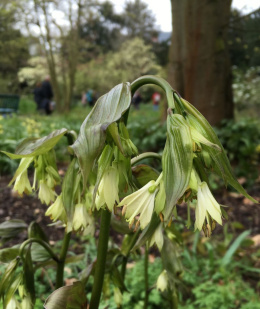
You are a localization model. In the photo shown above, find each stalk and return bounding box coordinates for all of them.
[55,232,71,288]
[89,209,111,309]
[143,246,149,309]
[131,152,162,166]
[131,75,175,110]
[19,238,59,263]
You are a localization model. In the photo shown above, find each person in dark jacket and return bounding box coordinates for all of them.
[33,81,44,111]
[41,76,54,115]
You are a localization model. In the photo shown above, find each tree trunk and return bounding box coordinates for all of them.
[168,0,233,125]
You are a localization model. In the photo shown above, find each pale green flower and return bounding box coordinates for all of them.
[45,195,67,223]
[13,170,32,196]
[118,180,158,230]
[156,270,168,292]
[148,223,164,251]
[39,180,56,205]
[195,181,222,231]
[72,203,94,235]
[188,168,198,193]
[114,286,123,307]
[6,297,20,309]
[95,166,119,211]
[21,296,32,309]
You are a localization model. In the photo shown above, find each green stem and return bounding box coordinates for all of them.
[131,75,175,110]
[19,238,59,263]
[55,130,75,288]
[56,232,71,288]
[89,209,111,309]
[131,152,162,166]
[121,231,141,280]
[144,246,149,309]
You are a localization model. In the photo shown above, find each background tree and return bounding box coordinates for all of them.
[17,0,85,112]
[228,8,260,69]
[0,1,29,92]
[79,1,124,61]
[75,37,161,94]
[122,0,158,43]
[167,0,233,125]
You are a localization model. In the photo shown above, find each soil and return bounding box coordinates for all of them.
[0,170,260,248]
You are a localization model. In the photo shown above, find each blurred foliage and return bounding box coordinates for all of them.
[232,66,260,114]
[229,9,260,68]
[18,57,49,88]
[1,96,259,188]
[215,118,260,187]
[1,222,258,309]
[75,38,162,94]
[0,1,29,92]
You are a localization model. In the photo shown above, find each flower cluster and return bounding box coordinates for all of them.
[3,78,257,246]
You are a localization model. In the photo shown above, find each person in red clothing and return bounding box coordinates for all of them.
[152,92,161,111]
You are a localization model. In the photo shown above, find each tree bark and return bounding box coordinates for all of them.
[168,0,233,125]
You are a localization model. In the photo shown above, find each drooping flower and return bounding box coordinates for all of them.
[156,270,168,292]
[39,180,56,205]
[95,166,119,211]
[13,170,32,196]
[45,194,67,223]
[118,180,158,230]
[194,181,222,232]
[72,203,94,235]
[148,223,164,251]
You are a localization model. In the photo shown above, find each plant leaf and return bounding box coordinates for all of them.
[0,247,20,263]
[70,83,131,189]
[2,128,68,159]
[132,164,159,188]
[44,281,88,309]
[161,237,183,287]
[162,114,193,221]
[28,221,49,243]
[0,219,27,240]
[183,99,258,203]
[133,213,161,250]
[9,157,34,185]
[0,257,20,299]
[221,230,251,267]
[3,273,22,308]
[23,245,35,305]
[62,159,78,232]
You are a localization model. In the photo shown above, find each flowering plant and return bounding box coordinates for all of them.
[0,76,257,309]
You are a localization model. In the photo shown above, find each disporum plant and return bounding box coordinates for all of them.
[0,76,257,309]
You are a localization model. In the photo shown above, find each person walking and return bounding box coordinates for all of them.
[41,76,54,115]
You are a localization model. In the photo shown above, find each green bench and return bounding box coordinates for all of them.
[0,94,20,115]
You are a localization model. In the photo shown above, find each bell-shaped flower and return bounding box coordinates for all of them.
[72,203,94,235]
[45,194,67,223]
[118,180,158,230]
[39,180,56,205]
[114,286,123,307]
[148,223,164,251]
[95,166,119,211]
[195,181,222,231]
[156,270,168,292]
[13,170,32,196]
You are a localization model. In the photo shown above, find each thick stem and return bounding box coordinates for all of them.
[89,209,111,309]
[131,75,176,110]
[143,246,149,309]
[19,238,59,263]
[55,232,71,288]
[131,152,162,166]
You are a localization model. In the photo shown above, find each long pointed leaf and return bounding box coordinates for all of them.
[70,83,131,189]
[2,129,68,159]
[183,99,257,203]
[162,114,193,221]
